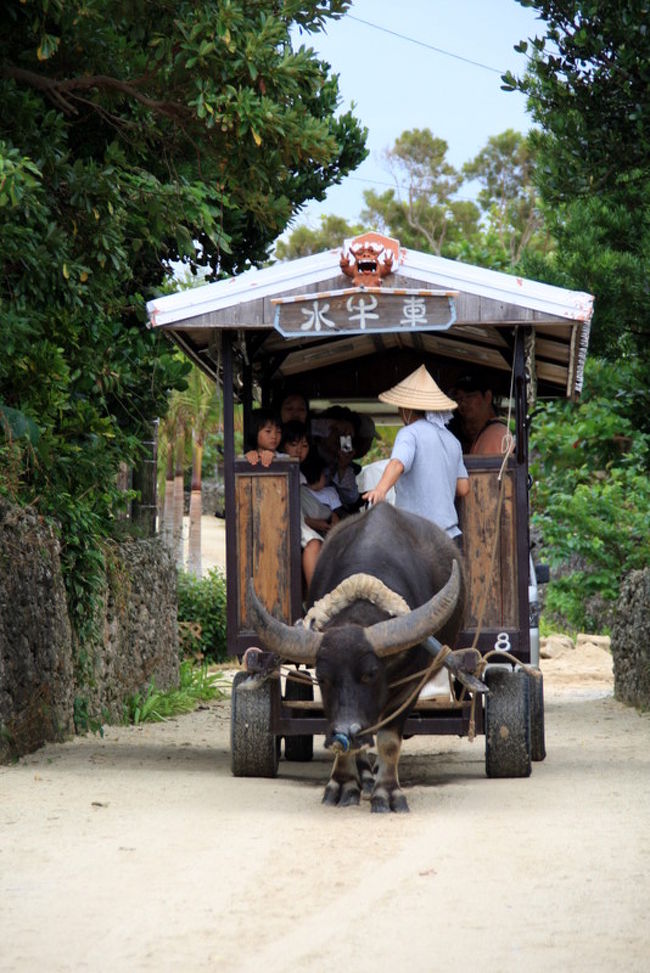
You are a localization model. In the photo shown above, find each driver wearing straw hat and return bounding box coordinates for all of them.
[362,365,469,542]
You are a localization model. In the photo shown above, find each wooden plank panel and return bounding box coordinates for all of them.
[461,470,519,630]
[236,471,293,629]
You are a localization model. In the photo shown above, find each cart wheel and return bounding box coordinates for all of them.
[484,668,532,778]
[526,666,546,762]
[283,671,314,762]
[230,670,279,778]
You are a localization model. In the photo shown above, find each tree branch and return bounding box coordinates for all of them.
[2,64,190,122]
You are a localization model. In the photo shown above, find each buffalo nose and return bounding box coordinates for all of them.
[331,732,350,754]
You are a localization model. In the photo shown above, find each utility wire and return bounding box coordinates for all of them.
[345,173,479,204]
[347,14,505,74]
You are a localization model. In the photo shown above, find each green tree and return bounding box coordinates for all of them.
[530,358,650,631]
[463,129,550,265]
[504,0,650,200]
[275,214,364,260]
[0,0,366,638]
[177,367,221,578]
[506,1,650,361]
[362,128,481,256]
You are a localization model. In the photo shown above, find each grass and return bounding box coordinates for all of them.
[122,660,227,725]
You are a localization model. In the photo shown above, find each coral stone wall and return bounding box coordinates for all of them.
[86,539,179,724]
[611,568,650,709]
[0,501,74,761]
[0,501,179,762]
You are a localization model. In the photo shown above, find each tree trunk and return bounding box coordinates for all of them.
[172,430,185,569]
[116,462,131,520]
[162,441,175,551]
[188,434,203,577]
[132,421,158,536]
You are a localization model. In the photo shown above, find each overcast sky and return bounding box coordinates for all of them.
[293,0,544,227]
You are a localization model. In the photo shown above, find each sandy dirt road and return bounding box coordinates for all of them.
[1,643,649,973]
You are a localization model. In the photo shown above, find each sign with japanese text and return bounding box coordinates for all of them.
[272,287,457,338]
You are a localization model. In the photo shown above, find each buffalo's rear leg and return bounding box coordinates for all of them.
[322,752,361,807]
[371,728,409,813]
[357,751,375,798]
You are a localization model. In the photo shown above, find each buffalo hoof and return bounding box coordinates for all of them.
[390,792,410,813]
[339,785,361,807]
[322,783,340,806]
[370,795,391,813]
[371,788,410,813]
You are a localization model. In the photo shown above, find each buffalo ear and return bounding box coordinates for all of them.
[247,578,322,665]
[365,560,461,658]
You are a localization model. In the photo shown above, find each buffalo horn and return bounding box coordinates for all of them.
[365,560,461,658]
[247,578,322,665]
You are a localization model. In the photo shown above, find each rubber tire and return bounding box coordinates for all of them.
[484,668,532,778]
[230,670,279,778]
[526,666,546,762]
[283,671,314,762]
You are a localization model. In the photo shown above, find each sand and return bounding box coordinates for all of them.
[2,640,649,973]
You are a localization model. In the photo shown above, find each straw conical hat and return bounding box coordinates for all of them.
[378,365,457,412]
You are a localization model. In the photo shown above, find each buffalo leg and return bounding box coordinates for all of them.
[322,752,361,807]
[357,751,375,797]
[372,728,408,813]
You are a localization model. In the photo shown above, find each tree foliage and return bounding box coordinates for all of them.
[0,0,366,638]
[506,1,650,361]
[530,358,650,631]
[275,214,364,260]
[279,127,546,271]
[361,128,481,256]
[463,129,550,265]
[504,0,650,199]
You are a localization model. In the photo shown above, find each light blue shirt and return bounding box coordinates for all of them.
[391,419,467,537]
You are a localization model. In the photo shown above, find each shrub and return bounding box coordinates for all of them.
[122,660,226,725]
[177,567,228,662]
[530,357,650,632]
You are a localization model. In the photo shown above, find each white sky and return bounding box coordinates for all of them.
[293,0,544,227]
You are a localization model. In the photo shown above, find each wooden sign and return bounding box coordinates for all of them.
[272,287,457,338]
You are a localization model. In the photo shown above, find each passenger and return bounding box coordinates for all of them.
[278,391,309,426]
[314,406,363,512]
[362,365,469,544]
[280,420,310,468]
[450,372,511,455]
[279,420,327,589]
[300,452,345,535]
[243,408,284,467]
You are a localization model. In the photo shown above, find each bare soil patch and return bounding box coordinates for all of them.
[2,642,649,973]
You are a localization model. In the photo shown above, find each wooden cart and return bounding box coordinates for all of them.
[147,232,593,777]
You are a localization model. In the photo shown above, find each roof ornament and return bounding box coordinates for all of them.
[339,231,400,287]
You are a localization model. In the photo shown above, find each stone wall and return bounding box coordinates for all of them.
[0,501,179,762]
[83,539,179,724]
[611,568,650,709]
[0,502,74,761]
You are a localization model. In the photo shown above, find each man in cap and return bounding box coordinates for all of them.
[362,365,469,541]
[450,371,510,455]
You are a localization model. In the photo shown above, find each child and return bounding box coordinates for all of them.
[300,452,344,536]
[244,409,283,467]
[280,421,310,471]
[280,421,334,587]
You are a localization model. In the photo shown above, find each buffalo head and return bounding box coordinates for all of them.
[247,560,461,751]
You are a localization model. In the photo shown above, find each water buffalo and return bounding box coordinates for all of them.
[248,503,469,813]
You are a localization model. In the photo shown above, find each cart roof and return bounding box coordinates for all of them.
[147,239,594,400]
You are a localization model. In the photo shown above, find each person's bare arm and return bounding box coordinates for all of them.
[456,477,470,498]
[471,422,511,455]
[362,459,404,505]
